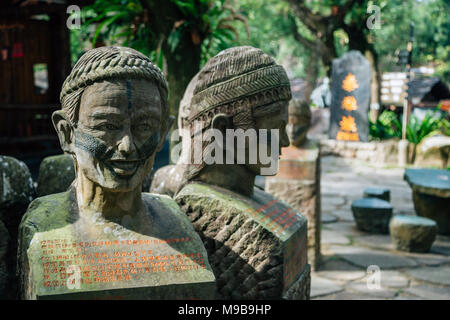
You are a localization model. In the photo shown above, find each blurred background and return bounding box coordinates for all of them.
[0,0,449,177]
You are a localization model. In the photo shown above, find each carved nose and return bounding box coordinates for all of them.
[118,132,137,155]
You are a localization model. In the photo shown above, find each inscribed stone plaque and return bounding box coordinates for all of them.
[329,50,371,142]
[19,191,216,300]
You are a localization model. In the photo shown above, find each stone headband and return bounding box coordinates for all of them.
[188,64,291,124]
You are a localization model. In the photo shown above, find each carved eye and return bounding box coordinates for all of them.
[103,123,119,131]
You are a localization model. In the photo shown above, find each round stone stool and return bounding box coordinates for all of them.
[351,198,393,234]
[363,187,390,202]
[389,215,437,253]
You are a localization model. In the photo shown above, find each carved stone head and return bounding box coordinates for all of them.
[286,99,311,147]
[185,46,291,180]
[53,46,169,192]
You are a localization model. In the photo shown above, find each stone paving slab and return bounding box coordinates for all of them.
[321,213,338,224]
[310,276,345,298]
[321,229,351,245]
[328,245,418,269]
[323,222,365,237]
[353,234,394,251]
[405,267,450,285]
[404,284,450,300]
[346,281,398,299]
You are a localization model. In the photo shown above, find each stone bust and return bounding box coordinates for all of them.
[175,46,310,299]
[18,46,214,300]
[286,99,312,148]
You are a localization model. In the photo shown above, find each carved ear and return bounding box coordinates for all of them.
[156,115,175,152]
[211,113,232,134]
[52,110,74,154]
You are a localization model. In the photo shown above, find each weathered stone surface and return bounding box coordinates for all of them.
[404,169,450,235]
[405,284,450,300]
[325,222,365,237]
[332,209,355,222]
[328,245,417,268]
[265,144,321,270]
[0,155,35,299]
[36,154,75,197]
[0,220,9,299]
[18,190,216,300]
[310,276,344,298]
[351,198,392,233]
[415,135,450,169]
[379,270,410,288]
[175,183,309,299]
[329,50,370,142]
[283,264,311,300]
[149,164,185,197]
[390,215,437,253]
[405,266,450,285]
[363,187,390,202]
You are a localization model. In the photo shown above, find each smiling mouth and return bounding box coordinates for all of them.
[107,159,142,176]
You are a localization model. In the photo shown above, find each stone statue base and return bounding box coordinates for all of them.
[175,182,310,299]
[18,189,216,300]
[265,140,321,270]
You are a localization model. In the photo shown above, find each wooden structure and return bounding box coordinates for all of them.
[0,1,91,159]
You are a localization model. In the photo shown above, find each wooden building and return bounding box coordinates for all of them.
[0,0,91,163]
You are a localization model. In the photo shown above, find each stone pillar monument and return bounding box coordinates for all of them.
[18,46,215,300]
[174,46,310,299]
[265,99,322,270]
[329,50,371,142]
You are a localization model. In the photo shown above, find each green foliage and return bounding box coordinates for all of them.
[406,110,446,146]
[369,110,402,140]
[370,109,449,145]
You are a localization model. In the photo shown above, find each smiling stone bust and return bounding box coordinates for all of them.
[17,46,215,300]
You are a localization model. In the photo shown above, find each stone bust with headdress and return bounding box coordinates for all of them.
[18,46,215,300]
[174,46,310,299]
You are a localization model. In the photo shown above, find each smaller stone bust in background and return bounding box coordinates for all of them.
[18,46,215,300]
[286,99,312,148]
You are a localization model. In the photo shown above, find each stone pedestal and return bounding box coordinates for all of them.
[265,141,321,270]
[404,169,450,235]
[175,183,310,300]
[389,215,437,253]
[37,154,75,197]
[18,190,216,300]
[351,198,392,234]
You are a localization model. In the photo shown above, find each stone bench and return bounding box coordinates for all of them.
[389,215,437,253]
[351,198,393,233]
[363,187,390,202]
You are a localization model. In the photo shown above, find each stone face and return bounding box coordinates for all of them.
[36,154,75,197]
[390,215,437,253]
[351,198,393,233]
[404,169,450,235]
[329,50,371,142]
[363,187,390,202]
[18,190,216,300]
[175,183,309,300]
[265,141,321,270]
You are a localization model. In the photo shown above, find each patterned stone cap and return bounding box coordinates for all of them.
[60,46,168,125]
[189,46,291,123]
